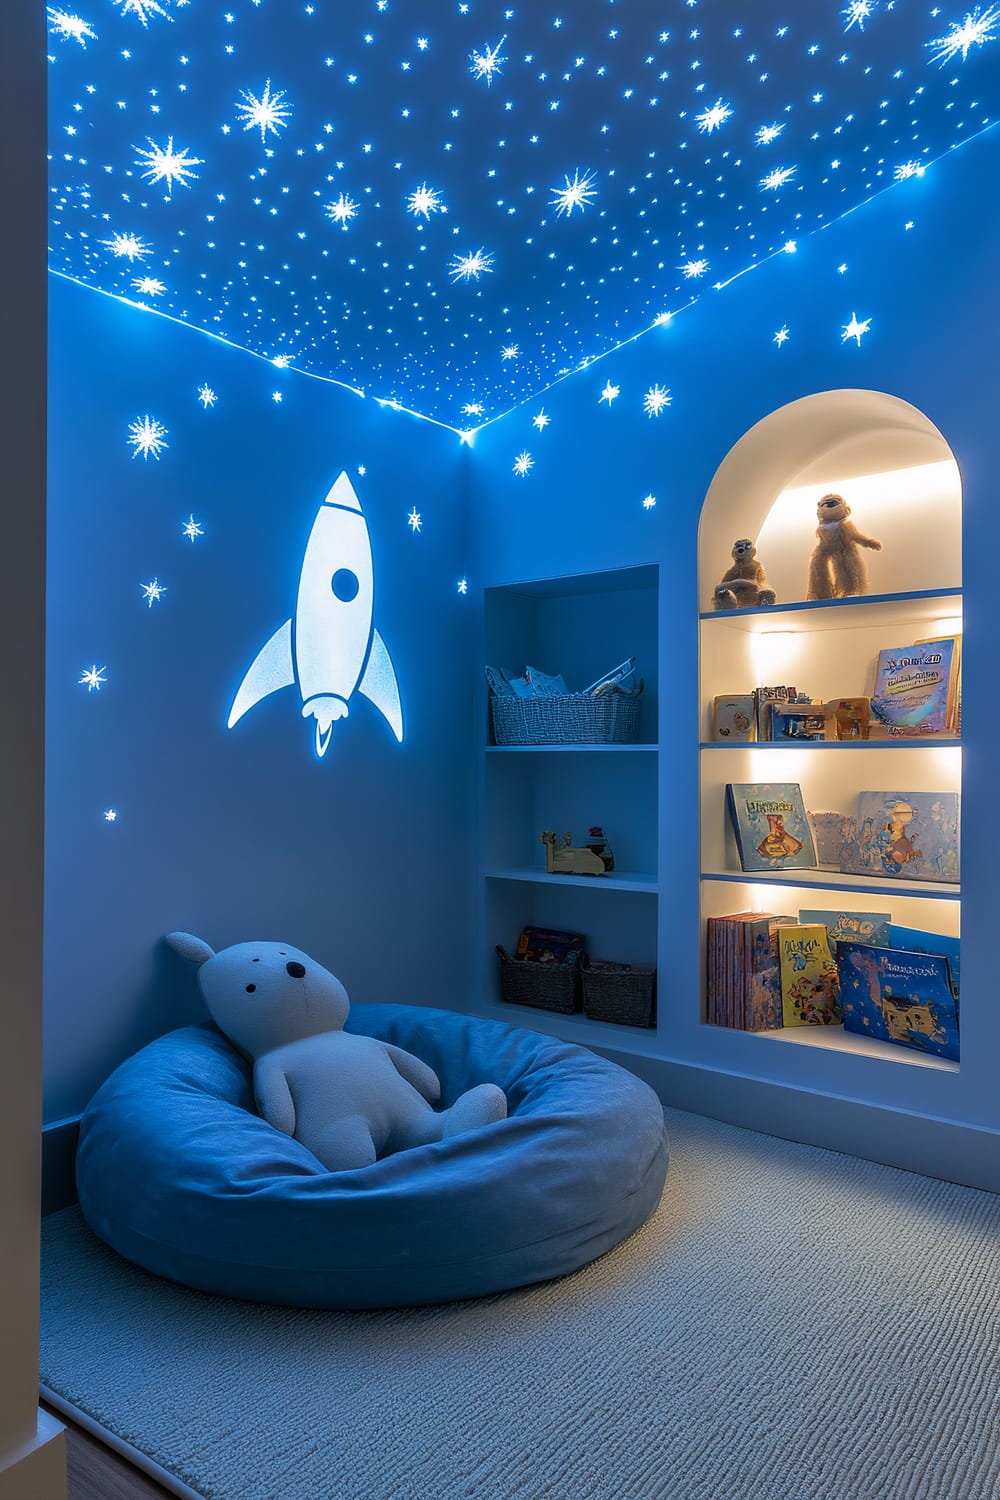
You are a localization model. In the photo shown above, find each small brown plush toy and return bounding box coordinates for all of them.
[712,538,776,611]
[806,494,882,600]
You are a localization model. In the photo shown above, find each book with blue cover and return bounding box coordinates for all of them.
[799,909,891,949]
[838,791,959,884]
[725,784,817,873]
[870,638,956,737]
[836,940,959,1061]
[888,924,960,1000]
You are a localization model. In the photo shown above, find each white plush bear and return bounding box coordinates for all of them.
[166,933,507,1172]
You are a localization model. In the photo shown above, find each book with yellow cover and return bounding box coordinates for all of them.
[778,924,840,1026]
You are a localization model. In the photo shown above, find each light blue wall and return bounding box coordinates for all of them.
[468,125,1000,1137]
[44,276,474,1122]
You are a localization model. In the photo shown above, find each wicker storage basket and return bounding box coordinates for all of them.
[581,963,656,1028]
[490,692,641,746]
[496,946,581,1014]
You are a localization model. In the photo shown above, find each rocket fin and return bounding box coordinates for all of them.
[358,628,403,742]
[227,619,295,729]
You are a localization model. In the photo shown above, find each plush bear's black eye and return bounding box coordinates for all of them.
[246,983,256,993]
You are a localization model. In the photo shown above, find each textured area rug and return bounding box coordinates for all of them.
[41,1108,1000,1500]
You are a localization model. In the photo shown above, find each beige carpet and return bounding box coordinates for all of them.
[40,1107,1000,1500]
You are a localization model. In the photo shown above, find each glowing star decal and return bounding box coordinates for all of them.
[501,345,519,361]
[182,514,204,541]
[127,414,168,460]
[843,0,876,31]
[755,123,784,145]
[47,9,97,46]
[104,809,118,822]
[134,137,203,195]
[131,276,166,296]
[643,385,671,417]
[113,0,172,24]
[227,472,403,758]
[198,384,217,407]
[760,166,797,191]
[79,664,107,691]
[679,258,709,279]
[695,99,733,134]
[841,311,872,346]
[550,169,599,217]
[236,81,292,143]
[774,325,791,346]
[457,578,469,594]
[642,495,657,510]
[532,410,550,431]
[141,578,167,606]
[103,232,152,262]
[450,249,495,282]
[928,5,1000,63]
[513,450,533,476]
[407,507,422,531]
[894,161,925,180]
[325,193,359,227]
[407,184,446,218]
[599,381,620,405]
[470,36,507,86]
[462,402,484,416]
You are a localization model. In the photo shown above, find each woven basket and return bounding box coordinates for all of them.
[490,693,641,746]
[496,946,581,1014]
[581,963,656,1028]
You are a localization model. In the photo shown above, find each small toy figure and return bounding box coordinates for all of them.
[712,538,776,611]
[584,826,615,873]
[806,493,882,600]
[540,831,609,877]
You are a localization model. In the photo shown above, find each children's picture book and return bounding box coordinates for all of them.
[836,940,959,1061]
[515,926,585,965]
[806,811,851,867]
[800,909,891,949]
[870,639,956,737]
[726,784,817,872]
[769,703,827,742]
[753,685,798,739]
[824,697,870,740]
[888,924,960,999]
[712,694,756,742]
[706,911,795,1031]
[838,791,959,884]
[777,924,840,1026]
[916,634,962,733]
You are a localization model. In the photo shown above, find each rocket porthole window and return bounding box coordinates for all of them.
[331,569,360,603]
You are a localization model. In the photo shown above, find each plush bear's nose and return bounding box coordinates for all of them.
[286,961,306,979]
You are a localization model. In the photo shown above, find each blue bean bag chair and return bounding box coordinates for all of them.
[76,1006,669,1309]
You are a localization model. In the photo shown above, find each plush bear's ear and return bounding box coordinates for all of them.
[164,931,215,965]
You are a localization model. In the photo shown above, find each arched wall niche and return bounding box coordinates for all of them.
[699,388,962,610]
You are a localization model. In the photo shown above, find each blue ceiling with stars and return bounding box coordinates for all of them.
[47,0,1000,430]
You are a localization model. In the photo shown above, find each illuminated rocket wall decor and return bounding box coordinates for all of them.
[228,472,403,757]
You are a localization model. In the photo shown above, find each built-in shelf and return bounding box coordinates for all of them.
[750,1024,960,1073]
[480,996,664,1054]
[700,739,962,751]
[486,743,659,754]
[699,587,962,630]
[701,869,960,900]
[487,868,658,893]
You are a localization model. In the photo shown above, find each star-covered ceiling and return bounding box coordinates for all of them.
[47,0,1000,429]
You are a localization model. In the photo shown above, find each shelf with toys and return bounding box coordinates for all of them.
[481,564,660,1041]
[699,428,962,1074]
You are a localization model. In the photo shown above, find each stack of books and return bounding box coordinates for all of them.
[706,911,795,1031]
